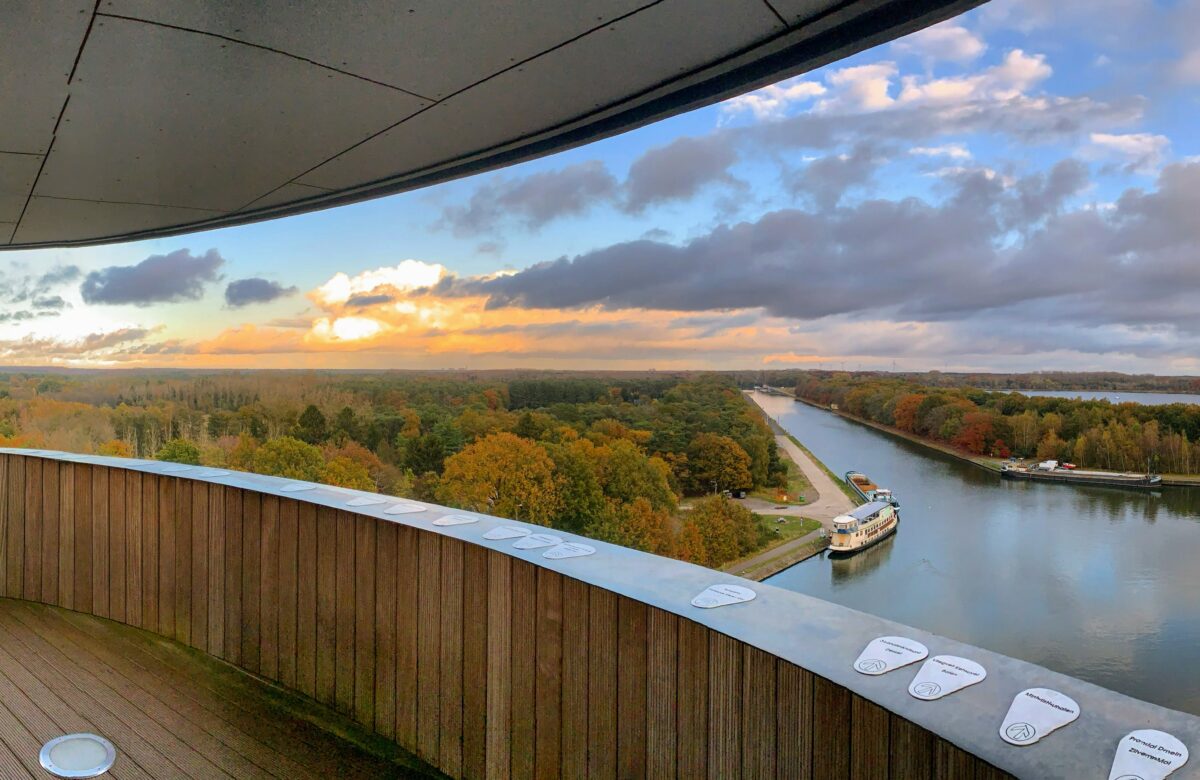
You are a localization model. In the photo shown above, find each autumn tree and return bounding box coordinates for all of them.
[155,438,201,465]
[436,432,559,525]
[593,438,677,511]
[685,495,761,567]
[294,405,328,444]
[686,433,753,494]
[252,436,325,481]
[545,438,607,533]
[321,455,375,491]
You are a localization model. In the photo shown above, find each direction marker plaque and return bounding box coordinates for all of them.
[907,655,986,701]
[690,584,756,609]
[513,533,562,550]
[385,501,425,515]
[998,688,1079,746]
[160,464,193,473]
[853,636,928,676]
[483,526,532,540]
[433,514,478,526]
[194,469,230,478]
[346,496,387,507]
[279,483,315,493]
[1109,729,1188,780]
[543,542,595,559]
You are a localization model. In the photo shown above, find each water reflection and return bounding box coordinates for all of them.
[755,393,1200,715]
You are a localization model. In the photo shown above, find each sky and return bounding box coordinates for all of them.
[4,0,1200,373]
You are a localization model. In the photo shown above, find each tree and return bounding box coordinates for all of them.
[98,439,132,458]
[321,456,375,491]
[685,496,760,567]
[155,438,201,465]
[404,434,447,475]
[686,433,753,494]
[252,436,325,481]
[545,439,607,533]
[294,404,328,444]
[594,439,676,511]
[436,432,559,525]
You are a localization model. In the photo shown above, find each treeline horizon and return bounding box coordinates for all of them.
[794,374,1200,475]
[0,370,789,568]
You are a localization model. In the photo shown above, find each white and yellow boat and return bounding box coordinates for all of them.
[829,501,899,556]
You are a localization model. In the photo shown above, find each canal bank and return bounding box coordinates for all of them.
[750,391,1200,716]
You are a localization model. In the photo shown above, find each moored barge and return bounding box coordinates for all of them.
[1000,460,1161,490]
[845,471,900,507]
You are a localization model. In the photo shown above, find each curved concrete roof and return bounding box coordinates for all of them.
[1,0,982,249]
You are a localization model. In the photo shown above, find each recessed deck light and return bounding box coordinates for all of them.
[39,733,116,778]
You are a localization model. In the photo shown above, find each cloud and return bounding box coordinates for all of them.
[817,63,899,112]
[911,144,971,160]
[720,75,826,120]
[224,277,298,308]
[1087,132,1170,173]
[437,161,617,235]
[31,295,68,310]
[80,249,224,306]
[786,143,887,211]
[623,135,741,212]
[313,260,445,309]
[892,22,987,63]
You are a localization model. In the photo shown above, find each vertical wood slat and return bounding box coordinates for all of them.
[260,495,280,681]
[743,645,777,779]
[40,459,58,606]
[354,515,377,729]
[24,456,41,602]
[223,486,243,664]
[560,575,589,780]
[935,738,980,779]
[617,598,647,780]
[5,456,23,598]
[851,694,890,780]
[462,541,489,780]
[295,501,316,696]
[889,714,934,780]
[157,474,174,636]
[241,490,262,673]
[777,661,813,780]
[140,473,157,634]
[57,463,73,610]
[108,468,126,623]
[174,479,192,645]
[92,463,109,618]
[677,618,710,780]
[335,510,356,715]
[587,587,617,780]
[0,457,7,597]
[277,497,298,689]
[439,536,464,776]
[206,484,224,659]
[646,608,678,780]
[813,675,852,778]
[125,470,141,629]
[75,465,95,618]
[417,528,442,763]
[534,569,562,780]
[510,560,536,780]
[708,633,742,780]
[395,525,419,751]
[315,505,336,705]
[188,476,207,650]
[373,520,397,740]
[485,550,511,780]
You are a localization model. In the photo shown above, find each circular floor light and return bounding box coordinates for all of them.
[39,733,116,778]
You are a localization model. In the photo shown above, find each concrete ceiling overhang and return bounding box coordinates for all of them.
[1,0,985,249]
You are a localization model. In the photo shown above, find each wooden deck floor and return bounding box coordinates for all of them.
[0,598,440,779]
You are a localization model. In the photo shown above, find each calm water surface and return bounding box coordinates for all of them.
[1019,389,1200,406]
[755,393,1200,714]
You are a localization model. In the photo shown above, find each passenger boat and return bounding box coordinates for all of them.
[829,501,899,556]
[845,471,900,507]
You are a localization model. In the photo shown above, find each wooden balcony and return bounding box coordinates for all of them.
[0,449,1197,779]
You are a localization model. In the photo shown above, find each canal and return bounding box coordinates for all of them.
[753,392,1200,715]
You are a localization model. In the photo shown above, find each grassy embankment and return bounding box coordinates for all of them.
[728,515,825,580]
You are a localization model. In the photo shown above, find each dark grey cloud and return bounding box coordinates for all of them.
[476,241,504,255]
[432,162,1200,346]
[438,161,618,236]
[81,249,224,306]
[623,135,742,213]
[0,265,81,306]
[31,295,68,310]
[346,293,394,308]
[787,143,887,211]
[224,277,298,308]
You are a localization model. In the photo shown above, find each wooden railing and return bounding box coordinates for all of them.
[0,450,1196,779]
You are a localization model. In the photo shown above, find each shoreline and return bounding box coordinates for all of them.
[789,392,1200,488]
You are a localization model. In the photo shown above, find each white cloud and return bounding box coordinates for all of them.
[1087,133,1170,173]
[721,76,826,120]
[910,144,972,159]
[897,50,1052,105]
[892,22,987,63]
[816,62,899,112]
[313,260,445,307]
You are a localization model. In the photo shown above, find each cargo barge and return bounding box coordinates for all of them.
[845,471,900,508]
[1000,460,1161,490]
